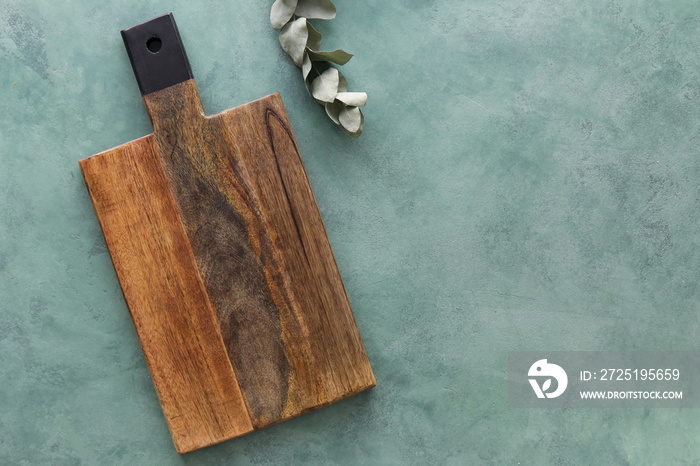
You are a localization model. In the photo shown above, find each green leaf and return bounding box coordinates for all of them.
[335,91,367,107]
[279,18,308,67]
[295,0,336,20]
[337,70,348,92]
[311,67,340,103]
[306,22,322,50]
[339,106,363,136]
[301,53,313,90]
[307,49,353,65]
[273,0,366,137]
[325,99,344,124]
[270,0,298,30]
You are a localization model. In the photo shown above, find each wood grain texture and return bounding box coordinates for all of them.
[80,79,374,453]
[79,136,254,453]
[220,93,377,420]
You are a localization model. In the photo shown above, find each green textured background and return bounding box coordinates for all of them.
[2,0,700,464]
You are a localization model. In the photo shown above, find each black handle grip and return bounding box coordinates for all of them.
[121,13,193,96]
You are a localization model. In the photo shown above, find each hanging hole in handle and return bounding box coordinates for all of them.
[146,37,162,53]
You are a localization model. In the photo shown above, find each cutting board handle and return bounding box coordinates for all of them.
[121,13,194,97]
[121,13,206,143]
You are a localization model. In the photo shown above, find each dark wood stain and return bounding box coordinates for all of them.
[144,83,290,425]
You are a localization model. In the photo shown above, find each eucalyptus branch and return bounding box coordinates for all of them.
[270,0,366,137]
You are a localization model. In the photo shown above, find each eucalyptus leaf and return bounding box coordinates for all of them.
[335,91,367,107]
[311,67,340,103]
[279,18,308,66]
[270,0,298,30]
[295,0,336,20]
[325,99,344,124]
[271,0,366,137]
[337,70,348,92]
[306,22,322,50]
[347,116,364,137]
[339,106,363,135]
[347,110,364,137]
[302,53,313,89]
[307,49,353,65]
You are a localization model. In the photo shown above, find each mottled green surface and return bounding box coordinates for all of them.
[2,0,700,464]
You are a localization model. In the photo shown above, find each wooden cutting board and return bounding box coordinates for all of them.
[79,13,375,454]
